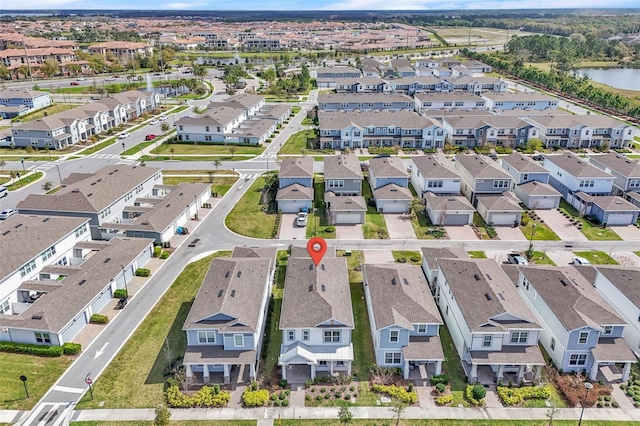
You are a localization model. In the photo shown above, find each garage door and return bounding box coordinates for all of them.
[90,288,112,314]
[60,313,88,343]
[605,212,634,225]
[489,213,519,226]
[378,200,408,214]
[279,200,311,214]
[335,213,361,224]
[531,197,558,210]
[443,214,470,225]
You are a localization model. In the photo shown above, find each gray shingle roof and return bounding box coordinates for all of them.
[363,264,442,330]
[437,258,540,333]
[318,92,412,104]
[589,152,640,178]
[324,193,367,211]
[276,184,314,201]
[590,337,637,362]
[324,155,363,180]
[424,192,474,211]
[544,153,613,178]
[280,257,353,329]
[592,266,640,308]
[0,215,90,280]
[414,92,483,102]
[455,154,513,180]
[402,336,445,361]
[470,345,545,365]
[369,157,408,178]
[482,92,555,102]
[373,183,412,201]
[184,346,256,365]
[279,156,314,179]
[289,246,336,259]
[412,154,460,180]
[319,110,440,131]
[183,257,273,333]
[176,106,245,127]
[516,181,561,197]
[476,193,522,212]
[232,246,278,260]
[501,152,548,174]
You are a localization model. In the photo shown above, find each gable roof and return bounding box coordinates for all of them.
[455,154,513,180]
[592,266,640,308]
[324,155,363,180]
[279,156,314,179]
[516,181,561,197]
[276,183,314,201]
[280,257,353,329]
[589,152,640,178]
[412,154,460,180]
[476,193,523,212]
[501,152,548,174]
[544,153,613,178]
[364,264,442,330]
[424,192,474,211]
[369,157,408,178]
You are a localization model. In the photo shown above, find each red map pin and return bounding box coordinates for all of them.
[307,237,327,266]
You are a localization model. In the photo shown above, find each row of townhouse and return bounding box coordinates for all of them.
[174,94,291,146]
[327,75,508,95]
[0,88,52,119]
[10,90,159,150]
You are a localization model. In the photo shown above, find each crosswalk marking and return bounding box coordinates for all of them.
[52,385,84,394]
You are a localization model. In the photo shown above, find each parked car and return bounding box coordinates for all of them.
[118,132,130,139]
[149,119,159,125]
[116,297,128,309]
[77,77,86,81]
[70,82,79,86]
[158,116,168,121]
[145,134,156,141]
[105,76,116,81]
[296,212,308,227]
[0,186,7,198]
[506,253,529,265]
[0,208,17,220]
[571,256,591,265]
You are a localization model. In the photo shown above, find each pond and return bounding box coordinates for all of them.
[573,68,640,92]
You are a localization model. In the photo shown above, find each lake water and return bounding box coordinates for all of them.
[573,68,640,92]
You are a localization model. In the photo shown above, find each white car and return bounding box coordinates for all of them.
[571,256,591,266]
[77,77,86,81]
[158,116,168,121]
[0,208,17,220]
[295,212,308,227]
[150,119,159,125]
[105,77,116,81]
[118,132,130,139]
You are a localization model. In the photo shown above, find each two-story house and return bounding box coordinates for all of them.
[334,77,395,94]
[482,92,558,111]
[182,251,276,384]
[442,115,539,148]
[524,115,635,149]
[589,152,640,195]
[279,257,354,381]
[543,153,614,208]
[512,266,636,382]
[435,258,545,383]
[316,66,362,88]
[363,264,444,380]
[317,93,414,112]
[324,155,366,224]
[276,156,314,213]
[368,157,412,213]
[454,154,514,206]
[411,154,462,196]
[414,92,486,113]
[501,152,561,209]
[0,88,52,119]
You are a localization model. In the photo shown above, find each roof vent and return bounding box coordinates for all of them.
[179,192,184,196]
[391,278,397,285]
[14,223,22,229]
[485,293,493,301]
[403,278,409,285]
[474,274,481,281]
[486,274,492,281]
[72,189,80,193]
[498,293,505,301]
[321,264,325,270]
[31,315,43,320]
[87,193,93,197]
[309,264,313,270]
[91,182,96,185]
[2,230,10,236]
[231,290,236,297]
[225,271,230,278]
[560,278,569,287]
[43,218,50,222]
[218,290,224,297]
[308,284,313,292]
[321,284,326,292]
[104,258,111,263]
[78,279,86,286]
[237,271,241,278]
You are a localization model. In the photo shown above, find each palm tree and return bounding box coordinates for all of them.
[228,145,237,158]
[169,147,175,160]
[213,160,221,171]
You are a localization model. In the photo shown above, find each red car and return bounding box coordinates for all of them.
[70,82,79,86]
[145,134,156,141]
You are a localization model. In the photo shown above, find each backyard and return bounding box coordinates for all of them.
[362,181,388,239]
[74,251,231,409]
[260,251,287,383]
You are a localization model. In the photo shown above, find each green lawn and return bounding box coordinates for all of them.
[306,179,336,239]
[362,181,388,239]
[81,136,120,155]
[467,251,487,258]
[283,421,640,426]
[472,213,494,240]
[573,251,619,265]
[278,129,317,155]
[391,250,422,265]
[528,251,557,265]
[153,142,264,155]
[225,174,278,239]
[0,353,74,410]
[439,325,468,407]
[407,198,447,240]
[349,266,376,378]
[260,253,286,383]
[72,422,252,426]
[5,171,43,190]
[161,175,238,197]
[75,252,231,409]
[520,221,560,241]
[559,200,622,241]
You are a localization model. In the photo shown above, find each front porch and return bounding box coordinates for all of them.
[279,342,353,382]
[469,345,545,384]
[590,338,636,382]
[183,345,257,385]
[185,363,251,389]
[401,335,445,380]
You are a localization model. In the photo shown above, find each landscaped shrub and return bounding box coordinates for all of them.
[324,393,331,399]
[410,256,421,263]
[278,379,288,388]
[430,375,450,386]
[90,314,109,324]
[496,385,552,406]
[270,393,278,401]
[153,246,162,257]
[371,384,418,404]
[281,399,289,406]
[279,393,286,400]
[113,289,127,299]
[160,251,170,259]
[344,394,351,400]
[316,395,323,401]
[242,388,269,407]
[62,342,81,355]
[135,268,151,277]
[0,342,64,357]
[274,399,281,406]
[166,385,230,408]
[435,383,446,394]
[436,395,454,406]
[465,385,485,406]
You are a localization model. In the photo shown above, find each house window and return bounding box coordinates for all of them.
[483,335,492,347]
[550,337,556,351]
[288,330,295,341]
[0,298,10,314]
[197,331,215,344]
[41,245,57,261]
[523,174,529,181]
[569,354,587,366]
[417,324,427,333]
[602,326,612,335]
[324,330,340,343]
[578,331,589,344]
[19,260,37,277]
[302,330,310,341]
[389,330,399,343]
[493,180,510,189]
[35,332,51,344]
[328,180,344,189]
[427,180,443,188]
[234,334,244,347]
[510,331,528,344]
[384,352,402,364]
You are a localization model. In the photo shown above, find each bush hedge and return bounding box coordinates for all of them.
[113,289,127,299]
[166,384,230,408]
[160,251,170,259]
[497,385,552,406]
[465,385,485,406]
[430,375,450,386]
[242,389,269,407]
[90,314,109,324]
[436,395,454,406]
[153,246,162,257]
[0,341,64,357]
[135,268,151,277]
[62,342,82,355]
[371,384,418,404]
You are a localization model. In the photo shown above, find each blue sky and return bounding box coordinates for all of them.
[7,0,640,10]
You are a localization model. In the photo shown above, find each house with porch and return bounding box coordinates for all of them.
[454,154,514,205]
[524,115,635,149]
[589,152,640,195]
[182,253,275,384]
[511,265,636,382]
[278,257,354,382]
[324,155,363,196]
[317,93,414,112]
[277,156,314,213]
[435,258,545,384]
[363,264,444,380]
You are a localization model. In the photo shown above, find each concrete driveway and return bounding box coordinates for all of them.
[336,224,364,240]
[546,251,577,266]
[279,214,307,240]
[495,226,526,241]
[535,210,587,242]
[364,250,395,264]
[445,225,478,241]
[610,251,640,266]
[385,214,417,239]
[609,225,640,241]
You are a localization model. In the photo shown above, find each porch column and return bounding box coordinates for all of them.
[470,364,478,383]
[435,361,443,376]
[203,364,210,383]
[330,361,334,376]
[249,363,256,381]
[535,365,542,380]
[347,361,352,376]
[516,365,525,383]
[403,360,410,380]
[310,364,316,381]
[622,362,631,382]
[185,364,193,378]
[497,364,505,382]
[589,361,599,381]
[281,364,287,381]
[223,364,230,385]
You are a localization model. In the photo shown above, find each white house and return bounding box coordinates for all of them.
[411,154,462,195]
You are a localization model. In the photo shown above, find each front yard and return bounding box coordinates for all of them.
[306,179,336,239]
[392,250,422,265]
[363,180,388,239]
[559,200,622,241]
[225,174,278,239]
[520,212,560,240]
[75,251,231,409]
[528,251,557,265]
[161,171,238,197]
[278,129,326,155]
[409,198,447,240]
[573,251,619,265]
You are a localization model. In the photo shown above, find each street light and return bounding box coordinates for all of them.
[527,222,537,259]
[19,375,29,398]
[121,142,126,153]
[121,265,129,298]
[578,382,594,426]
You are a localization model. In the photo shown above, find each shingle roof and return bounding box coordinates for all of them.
[324,155,363,180]
[590,337,637,362]
[184,345,256,365]
[421,247,468,270]
[373,183,412,201]
[424,192,474,211]
[414,92,483,102]
[319,110,440,131]
[516,181,561,197]
[183,257,273,333]
[544,153,613,178]
[501,152,548,174]
[402,336,445,361]
[369,157,407,178]
[589,152,640,178]
[592,266,640,308]
[289,246,336,259]
[455,154,513,180]
[437,258,540,333]
[318,92,412,104]
[176,106,245,127]
[482,92,555,102]
[412,154,460,180]
[476,193,522,212]
[0,215,89,280]
[364,264,442,330]
[279,156,314,179]
[324,193,367,211]
[280,257,353,329]
[470,345,545,365]
[276,183,314,201]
